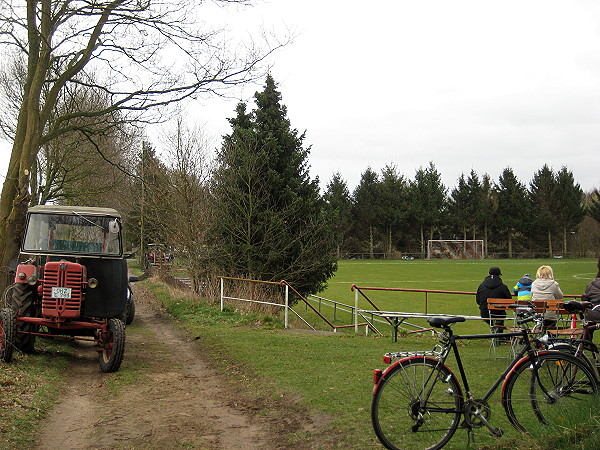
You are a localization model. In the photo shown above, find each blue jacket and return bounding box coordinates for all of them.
[513,275,533,301]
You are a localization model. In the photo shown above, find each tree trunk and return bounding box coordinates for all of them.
[547,229,553,258]
[563,227,567,256]
[507,230,513,258]
[484,223,488,258]
[387,226,392,258]
[369,225,374,259]
[420,224,425,259]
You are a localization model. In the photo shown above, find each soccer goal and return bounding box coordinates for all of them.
[427,240,484,259]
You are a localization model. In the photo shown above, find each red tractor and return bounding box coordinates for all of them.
[0,205,133,372]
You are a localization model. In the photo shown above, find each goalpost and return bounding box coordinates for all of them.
[427,239,484,259]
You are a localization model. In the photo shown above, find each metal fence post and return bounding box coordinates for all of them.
[284,284,289,328]
[354,288,359,334]
[220,277,224,311]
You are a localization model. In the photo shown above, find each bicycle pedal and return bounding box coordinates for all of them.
[490,428,503,438]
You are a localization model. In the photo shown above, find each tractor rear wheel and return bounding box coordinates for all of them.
[98,318,126,373]
[0,308,16,362]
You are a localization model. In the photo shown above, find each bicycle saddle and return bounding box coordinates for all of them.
[427,316,466,328]
[564,300,592,313]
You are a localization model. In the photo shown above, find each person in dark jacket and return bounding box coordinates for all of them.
[476,267,512,333]
[582,257,600,303]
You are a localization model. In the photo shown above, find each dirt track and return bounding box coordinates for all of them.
[34,284,279,449]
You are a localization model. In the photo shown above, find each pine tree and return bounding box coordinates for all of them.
[555,167,585,255]
[324,172,353,258]
[448,174,470,239]
[496,167,528,258]
[212,75,336,296]
[530,165,557,257]
[352,167,380,258]
[409,162,446,258]
[377,164,409,256]
[589,189,600,224]
[479,174,496,257]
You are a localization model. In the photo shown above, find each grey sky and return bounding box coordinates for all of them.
[2,0,600,194]
[202,0,600,193]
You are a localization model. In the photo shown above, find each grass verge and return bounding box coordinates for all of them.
[0,339,70,448]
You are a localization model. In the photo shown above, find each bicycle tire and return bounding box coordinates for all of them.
[372,357,462,450]
[502,351,598,433]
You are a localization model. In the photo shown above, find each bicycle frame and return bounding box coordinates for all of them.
[447,329,535,403]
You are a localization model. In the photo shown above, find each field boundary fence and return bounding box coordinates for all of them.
[219,276,377,334]
[219,277,582,337]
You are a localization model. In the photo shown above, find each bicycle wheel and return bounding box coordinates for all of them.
[372,357,462,450]
[503,351,598,433]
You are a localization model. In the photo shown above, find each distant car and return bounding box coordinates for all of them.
[401,255,415,260]
[0,205,134,372]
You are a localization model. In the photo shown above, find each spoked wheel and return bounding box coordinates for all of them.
[6,284,37,353]
[0,308,16,362]
[503,352,598,433]
[98,318,126,373]
[372,358,463,450]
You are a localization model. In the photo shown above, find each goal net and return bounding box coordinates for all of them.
[427,240,484,259]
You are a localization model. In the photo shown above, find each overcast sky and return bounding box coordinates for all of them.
[2,0,600,194]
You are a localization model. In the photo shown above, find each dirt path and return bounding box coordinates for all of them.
[35,284,275,449]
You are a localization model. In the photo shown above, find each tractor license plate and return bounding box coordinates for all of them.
[51,287,72,299]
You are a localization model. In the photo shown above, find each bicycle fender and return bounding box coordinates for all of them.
[372,356,457,396]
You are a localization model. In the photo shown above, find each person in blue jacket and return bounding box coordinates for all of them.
[513,274,533,301]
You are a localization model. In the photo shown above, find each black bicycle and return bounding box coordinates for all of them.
[371,313,599,450]
[546,300,600,377]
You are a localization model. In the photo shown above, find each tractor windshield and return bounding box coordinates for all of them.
[22,212,122,256]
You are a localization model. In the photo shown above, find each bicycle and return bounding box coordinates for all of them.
[371,313,599,450]
[546,300,600,378]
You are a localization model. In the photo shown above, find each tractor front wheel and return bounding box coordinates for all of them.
[0,308,16,362]
[98,318,126,373]
[6,284,37,353]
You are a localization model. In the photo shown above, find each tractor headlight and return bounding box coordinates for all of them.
[27,275,37,285]
[88,278,99,289]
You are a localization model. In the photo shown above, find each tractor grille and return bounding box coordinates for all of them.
[41,261,84,319]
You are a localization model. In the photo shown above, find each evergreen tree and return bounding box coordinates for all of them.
[212,75,336,296]
[589,189,600,224]
[409,162,446,258]
[495,167,528,258]
[465,170,484,240]
[448,174,470,239]
[479,174,496,257]
[352,167,380,258]
[530,164,557,257]
[324,172,353,258]
[377,164,409,256]
[555,167,585,255]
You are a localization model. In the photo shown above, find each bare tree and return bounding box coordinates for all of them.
[0,0,281,288]
[153,116,215,293]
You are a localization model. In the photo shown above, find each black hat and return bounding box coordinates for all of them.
[489,267,502,276]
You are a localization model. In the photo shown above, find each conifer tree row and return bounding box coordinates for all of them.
[325,163,591,258]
